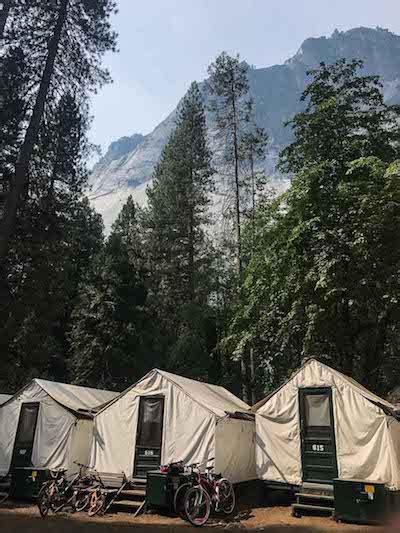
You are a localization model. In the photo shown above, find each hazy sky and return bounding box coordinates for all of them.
[90,0,400,154]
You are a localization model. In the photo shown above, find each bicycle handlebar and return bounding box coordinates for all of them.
[73,461,89,468]
[196,457,214,468]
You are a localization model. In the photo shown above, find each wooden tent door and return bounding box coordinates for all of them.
[11,402,40,468]
[134,397,164,478]
[299,388,338,484]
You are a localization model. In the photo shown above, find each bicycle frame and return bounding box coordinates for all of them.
[193,470,218,503]
[47,464,89,509]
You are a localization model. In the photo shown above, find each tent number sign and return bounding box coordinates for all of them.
[312,444,325,452]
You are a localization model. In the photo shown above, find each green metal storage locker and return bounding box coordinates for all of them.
[11,467,51,499]
[333,478,387,525]
[146,470,189,512]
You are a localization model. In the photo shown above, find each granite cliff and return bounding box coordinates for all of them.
[89,27,400,230]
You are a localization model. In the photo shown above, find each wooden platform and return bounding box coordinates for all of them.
[108,476,146,516]
[0,475,11,503]
[292,483,335,518]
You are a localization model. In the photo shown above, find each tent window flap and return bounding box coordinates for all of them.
[304,393,331,427]
[16,403,40,445]
[137,397,164,448]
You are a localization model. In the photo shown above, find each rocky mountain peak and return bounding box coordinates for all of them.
[90,27,400,232]
[94,133,145,168]
[291,27,400,80]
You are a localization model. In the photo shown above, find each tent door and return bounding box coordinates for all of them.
[11,402,40,468]
[134,397,164,478]
[299,388,338,484]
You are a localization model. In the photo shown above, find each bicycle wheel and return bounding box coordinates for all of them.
[52,489,70,513]
[37,491,51,518]
[74,491,90,512]
[37,481,55,517]
[37,482,53,518]
[88,490,105,517]
[217,479,235,515]
[184,486,211,527]
[174,482,191,517]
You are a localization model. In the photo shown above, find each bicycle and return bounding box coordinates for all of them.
[37,462,95,517]
[37,469,66,518]
[182,459,235,526]
[87,472,128,517]
[173,462,200,517]
[87,482,106,517]
[73,470,104,513]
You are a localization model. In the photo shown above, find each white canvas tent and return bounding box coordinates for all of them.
[90,369,256,483]
[0,379,119,477]
[0,394,12,406]
[254,358,400,490]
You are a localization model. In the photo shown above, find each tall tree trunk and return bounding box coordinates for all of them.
[188,164,195,303]
[231,79,248,403]
[0,0,12,38]
[0,0,69,261]
[232,94,242,280]
[248,152,256,403]
[250,153,256,252]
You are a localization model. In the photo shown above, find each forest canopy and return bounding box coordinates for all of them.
[1,3,399,403]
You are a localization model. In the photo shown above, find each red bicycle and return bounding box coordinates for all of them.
[181,458,235,526]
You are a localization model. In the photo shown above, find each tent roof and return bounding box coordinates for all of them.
[156,369,250,417]
[99,369,250,418]
[387,386,400,406]
[252,358,395,414]
[0,394,12,406]
[34,379,119,414]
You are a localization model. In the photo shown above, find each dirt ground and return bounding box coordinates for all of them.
[0,501,394,533]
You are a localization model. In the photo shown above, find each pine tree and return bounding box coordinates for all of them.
[112,195,145,271]
[0,0,117,261]
[229,60,400,397]
[144,81,216,378]
[69,197,151,389]
[207,53,268,401]
[0,1,117,387]
[239,119,268,404]
[240,123,269,227]
[207,53,250,280]
[0,93,104,389]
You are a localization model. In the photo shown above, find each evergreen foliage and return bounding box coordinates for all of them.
[207,53,269,401]
[0,0,116,390]
[2,10,400,407]
[143,82,217,380]
[69,197,152,389]
[228,60,400,397]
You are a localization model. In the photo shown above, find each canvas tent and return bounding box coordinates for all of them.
[0,394,12,406]
[90,369,255,484]
[0,379,119,477]
[254,358,400,490]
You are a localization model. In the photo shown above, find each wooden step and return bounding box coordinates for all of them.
[130,482,146,491]
[296,493,334,501]
[131,478,147,485]
[293,503,334,514]
[302,482,333,492]
[112,499,143,508]
[120,489,146,497]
